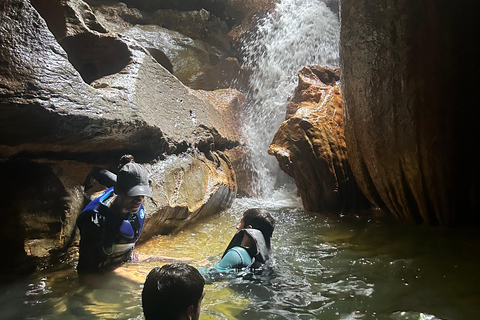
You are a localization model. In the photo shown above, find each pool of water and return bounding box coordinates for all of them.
[1,192,480,320]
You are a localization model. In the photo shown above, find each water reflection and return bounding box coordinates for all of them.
[1,192,480,319]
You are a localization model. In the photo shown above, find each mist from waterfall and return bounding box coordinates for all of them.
[241,0,340,198]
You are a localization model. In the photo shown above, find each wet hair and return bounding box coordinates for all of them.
[142,263,205,320]
[242,208,275,248]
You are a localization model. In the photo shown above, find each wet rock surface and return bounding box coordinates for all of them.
[1,0,234,159]
[0,0,261,274]
[269,66,369,213]
[140,151,236,240]
[341,0,480,225]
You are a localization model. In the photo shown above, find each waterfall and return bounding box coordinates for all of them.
[241,0,340,198]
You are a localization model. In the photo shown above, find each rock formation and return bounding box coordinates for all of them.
[192,88,253,196]
[341,0,480,225]
[268,66,369,213]
[0,0,252,273]
[140,150,236,240]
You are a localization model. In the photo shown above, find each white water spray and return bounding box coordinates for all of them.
[241,0,340,198]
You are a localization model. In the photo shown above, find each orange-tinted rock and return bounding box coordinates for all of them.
[286,66,340,119]
[192,88,254,196]
[140,151,237,240]
[341,0,480,225]
[269,66,369,213]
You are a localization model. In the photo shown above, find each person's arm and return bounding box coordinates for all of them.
[77,213,104,274]
[214,247,252,272]
[83,167,117,191]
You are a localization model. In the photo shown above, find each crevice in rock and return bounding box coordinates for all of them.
[60,33,131,84]
[146,48,174,73]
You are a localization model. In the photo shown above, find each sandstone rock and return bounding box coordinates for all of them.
[91,2,145,33]
[140,151,236,240]
[186,57,249,91]
[286,65,340,119]
[192,88,244,143]
[268,66,369,213]
[0,159,85,273]
[150,8,231,53]
[1,0,236,159]
[341,1,480,225]
[122,24,225,89]
[192,88,254,196]
[0,0,241,273]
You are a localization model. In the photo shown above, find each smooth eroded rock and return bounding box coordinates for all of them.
[140,151,236,240]
[341,0,480,225]
[269,66,369,213]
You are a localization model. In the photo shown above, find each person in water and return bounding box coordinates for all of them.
[76,160,152,274]
[213,208,275,271]
[83,154,135,194]
[142,263,205,320]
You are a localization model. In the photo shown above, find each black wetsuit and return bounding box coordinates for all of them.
[76,188,145,274]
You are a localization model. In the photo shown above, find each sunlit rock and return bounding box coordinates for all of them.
[0,0,236,158]
[341,0,479,225]
[122,24,223,89]
[186,57,249,91]
[140,151,236,240]
[192,88,255,196]
[0,0,241,272]
[268,66,369,213]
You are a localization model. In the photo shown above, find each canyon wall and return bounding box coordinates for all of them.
[341,0,479,225]
[0,0,259,273]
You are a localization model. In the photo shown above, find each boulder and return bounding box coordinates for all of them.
[0,0,240,273]
[1,0,236,158]
[192,88,254,196]
[340,0,480,225]
[140,151,236,240]
[149,8,231,53]
[122,24,225,90]
[268,66,369,213]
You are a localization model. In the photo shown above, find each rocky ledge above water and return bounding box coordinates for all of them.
[269,66,369,213]
[0,0,263,274]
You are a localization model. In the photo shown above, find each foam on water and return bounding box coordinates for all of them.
[241,0,340,197]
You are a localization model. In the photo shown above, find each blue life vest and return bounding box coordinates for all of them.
[78,187,145,271]
[81,187,145,241]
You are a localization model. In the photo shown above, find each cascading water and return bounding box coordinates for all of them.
[241,0,340,198]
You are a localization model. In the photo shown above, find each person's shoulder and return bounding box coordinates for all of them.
[77,199,109,228]
[229,246,249,255]
[228,246,252,263]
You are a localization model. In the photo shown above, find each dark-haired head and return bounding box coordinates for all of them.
[142,263,205,320]
[241,208,275,249]
[118,154,135,171]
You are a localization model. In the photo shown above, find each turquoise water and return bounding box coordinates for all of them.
[1,193,479,320]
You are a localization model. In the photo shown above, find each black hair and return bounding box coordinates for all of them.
[242,208,275,249]
[118,154,135,171]
[142,263,205,320]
